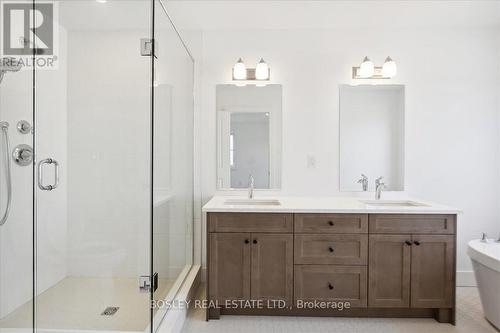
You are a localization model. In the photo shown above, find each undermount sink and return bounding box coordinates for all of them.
[224,198,281,206]
[360,200,429,208]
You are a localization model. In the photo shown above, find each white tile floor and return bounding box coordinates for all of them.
[182,287,499,333]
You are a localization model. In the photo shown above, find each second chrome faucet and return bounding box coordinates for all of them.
[375,176,386,200]
[357,174,387,200]
[248,174,254,199]
[357,174,368,191]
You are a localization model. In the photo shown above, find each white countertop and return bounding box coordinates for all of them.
[202,196,461,214]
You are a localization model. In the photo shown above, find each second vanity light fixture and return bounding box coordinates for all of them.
[353,56,397,79]
[232,58,270,85]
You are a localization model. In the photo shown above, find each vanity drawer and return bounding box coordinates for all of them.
[294,265,367,307]
[294,214,368,234]
[208,213,293,233]
[294,234,368,265]
[369,214,456,234]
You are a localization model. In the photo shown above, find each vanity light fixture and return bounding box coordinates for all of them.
[232,58,247,80]
[96,0,107,3]
[255,58,270,80]
[352,56,397,79]
[359,56,374,78]
[382,56,397,78]
[233,58,247,80]
[232,58,271,86]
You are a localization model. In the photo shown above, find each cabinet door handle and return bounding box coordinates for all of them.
[328,247,334,253]
[328,221,334,226]
[328,283,334,290]
[404,240,412,246]
[253,239,258,244]
[413,240,421,246]
[244,239,249,244]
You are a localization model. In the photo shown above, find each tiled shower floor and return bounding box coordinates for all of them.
[0,277,174,332]
[182,287,499,333]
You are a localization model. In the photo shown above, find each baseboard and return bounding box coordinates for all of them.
[157,265,201,333]
[457,270,476,287]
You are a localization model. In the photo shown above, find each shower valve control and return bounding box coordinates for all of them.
[12,144,33,166]
[17,120,32,134]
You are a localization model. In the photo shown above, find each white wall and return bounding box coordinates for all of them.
[66,30,151,278]
[0,66,34,320]
[153,21,196,280]
[0,27,68,319]
[176,7,500,275]
[66,26,196,280]
[35,26,69,298]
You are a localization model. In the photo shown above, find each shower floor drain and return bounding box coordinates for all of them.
[101,307,120,316]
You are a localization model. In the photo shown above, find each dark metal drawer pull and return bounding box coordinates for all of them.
[328,247,334,253]
[413,240,421,246]
[244,239,249,244]
[253,239,258,244]
[405,240,412,246]
[328,283,334,290]
[328,221,334,226]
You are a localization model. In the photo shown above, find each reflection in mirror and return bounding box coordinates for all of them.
[216,85,282,189]
[339,85,404,192]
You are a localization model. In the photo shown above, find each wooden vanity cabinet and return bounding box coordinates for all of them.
[410,234,455,308]
[208,232,293,304]
[207,212,456,324]
[250,234,293,304]
[208,233,251,302]
[368,234,412,308]
[207,213,294,317]
[368,215,456,323]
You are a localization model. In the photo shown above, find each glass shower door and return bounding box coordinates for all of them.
[33,1,154,332]
[0,0,193,331]
[0,6,34,329]
[152,0,194,331]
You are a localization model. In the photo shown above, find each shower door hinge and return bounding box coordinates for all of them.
[139,272,158,293]
[140,38,157,58]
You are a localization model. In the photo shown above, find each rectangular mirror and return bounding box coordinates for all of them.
[216,84,282,189]
[339,85,405,191]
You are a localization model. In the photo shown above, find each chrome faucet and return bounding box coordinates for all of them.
[357,174,368,191]
[248,174,254,199]
[496,233,500,243]
[375,176,386,200]
[481,232,488,243]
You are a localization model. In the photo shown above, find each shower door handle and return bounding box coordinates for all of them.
[37,158,59,191]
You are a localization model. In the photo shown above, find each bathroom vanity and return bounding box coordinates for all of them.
[203,197,459,324]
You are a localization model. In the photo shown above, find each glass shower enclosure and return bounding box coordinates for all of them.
[0,0,194,332]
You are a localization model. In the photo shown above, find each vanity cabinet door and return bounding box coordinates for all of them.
[251,234,293,305]
[209,233,251,302]
[410,235,454,308]
[368,234,411,308]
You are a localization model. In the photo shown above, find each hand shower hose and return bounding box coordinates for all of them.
[0,122,12,226]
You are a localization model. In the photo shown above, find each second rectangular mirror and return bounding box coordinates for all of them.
[216,84,282,189]
[339,84,405,192]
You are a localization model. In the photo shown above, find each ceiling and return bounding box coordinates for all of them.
[58,0,500,31]
[165,0,500,30]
